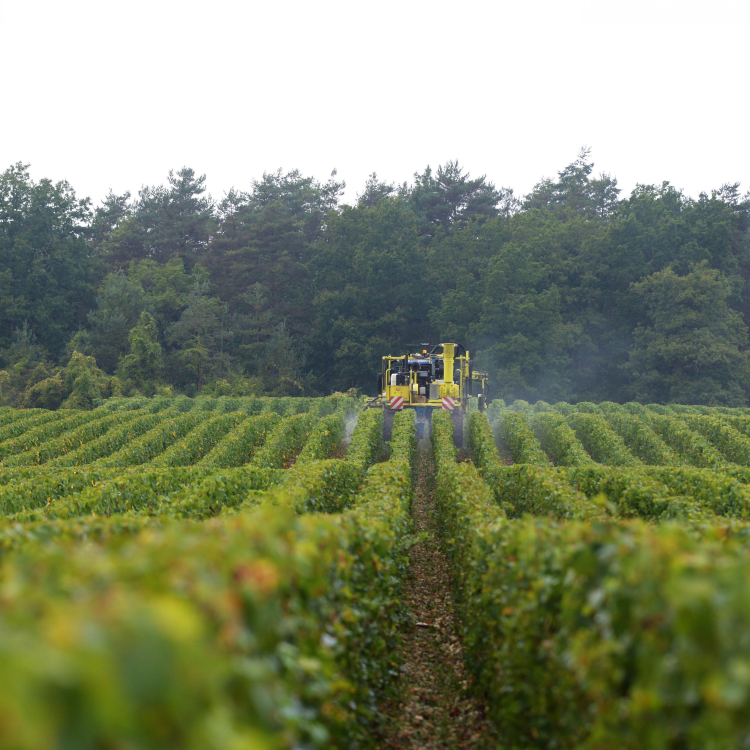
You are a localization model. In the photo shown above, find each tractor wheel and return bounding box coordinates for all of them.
[451,410,464,448]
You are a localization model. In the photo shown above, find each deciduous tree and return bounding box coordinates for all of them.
[626,263,750,405]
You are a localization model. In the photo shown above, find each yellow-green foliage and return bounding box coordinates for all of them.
[296,412,345,464]
[466,412,503,472]
[565,412,640,466]
[251,413,314,469]
[646,412,727,467]
[560,465,715,521]
[493,465,607,520]
[49,411,173,466]
[433,410,504,532]
[462,517,750,748]
[149,412,247,467]
[437,401,750,750]
[0,409,69,446]
[14,466,217,521]
[92,412,204,468]
[0,467,127,515]
[0,395,414,749]
[345,409,383,470]
[1,410,143,467]
[0,467,413,748]
[0,409,107,460]
[602,409,679,465]
[531,411,595,466]
[645,466,750,519]
[678,414,750,466]
[718,414,750,437]
[197,413,280,468]
[4,396,750,748]
[274,460,365,515]
[389,409,416,473]
[494,410,550,465]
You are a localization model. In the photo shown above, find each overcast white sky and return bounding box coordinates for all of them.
[1,0,748,207]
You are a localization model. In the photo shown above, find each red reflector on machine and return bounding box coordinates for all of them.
[442,397,456,411]
[390,396,404,410]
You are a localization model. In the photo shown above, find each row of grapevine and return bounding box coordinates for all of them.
[151,467,284,519]
[0,458,385,556]
[660,403,750,416]
[0,406,326,471]
[345,409,383,470]
[560,465,715,521]
[0,399,409,748]
[49,411,173,466]
[92,412,204,468]
[197,413,280,468]
[149,412,247,467]
[0,406,383,527]
[451,408,750,748]
[0,409,70,446]
[602,409,680,465]
[17,466,218,521]
[0,511,165,553]
[389,409,416,468]
[647,465,750,519]
[0,397,354,470]
[718,414,750,437]
[2,457,360,526]
[624,407,750,467]
[473,412,750,522]
[0,409,116,462]
[1,409,143,467]
[600,403,750,467]
[264,409,388,514]
[678,414,750,465]
[488,400,750,469]
[434,410,505,547]
[101,393,355,417]
[467,409,511,473]
[565,401,750,467]
[296,412,346,464]
[148,413,359,518]
[468,413,605,520]
[0,466,127,515]
[0,406,33,425]
[564,411,640,466]
[530,411,594,466]
[645,412,728,467]
[493,410,549,465]
[273,460,366,515]
[478,515,750,747]
[251,413,314,469]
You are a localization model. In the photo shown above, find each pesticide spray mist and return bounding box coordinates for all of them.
[343,410,359,445]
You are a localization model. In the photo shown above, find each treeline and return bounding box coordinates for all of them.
[1,149,748,408]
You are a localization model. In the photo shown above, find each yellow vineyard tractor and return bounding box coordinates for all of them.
[367,342,489,446]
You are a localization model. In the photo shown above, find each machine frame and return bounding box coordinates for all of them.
[367,342,489,446]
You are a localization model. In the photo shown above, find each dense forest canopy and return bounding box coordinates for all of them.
[1,150,748,407]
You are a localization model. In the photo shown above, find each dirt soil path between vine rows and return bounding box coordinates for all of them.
[382,441,489,749]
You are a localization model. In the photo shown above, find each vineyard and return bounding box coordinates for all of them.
[2,396,750,748]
